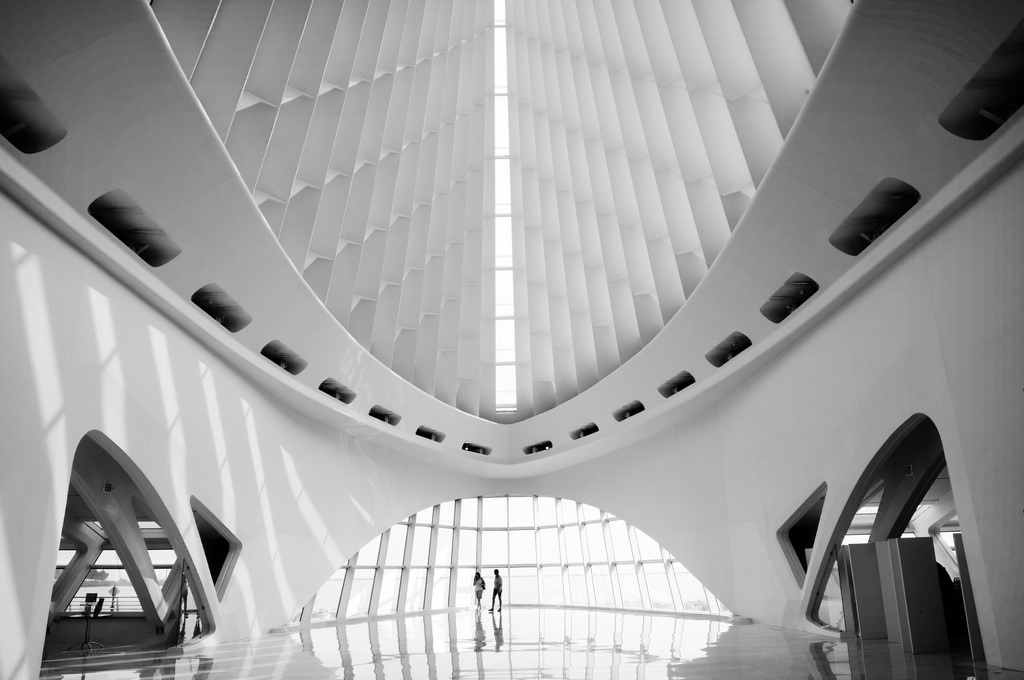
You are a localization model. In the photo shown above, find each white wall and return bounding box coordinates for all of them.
[0,186,489,680]
[4,96,1024,680]
[3,140,1023,679]
[4,148,1022,679]
[504,153,1024,670]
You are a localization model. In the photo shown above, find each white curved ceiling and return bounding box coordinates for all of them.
[153,0,835,422]
[6,0,1017,472]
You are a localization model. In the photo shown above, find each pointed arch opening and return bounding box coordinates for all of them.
[46,431,214,653]
[301,495,729,624]
[806,414,976,656]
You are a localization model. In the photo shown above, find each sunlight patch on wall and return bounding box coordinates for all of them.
[241,399,295,614]
[87,288,127,445]
[148,326,187,499]
[280,446,343,567]
[10,240,70,512]
[198,361,236,519]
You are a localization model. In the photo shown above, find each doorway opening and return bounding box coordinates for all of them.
[46,432,212,654]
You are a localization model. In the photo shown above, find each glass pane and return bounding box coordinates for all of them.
[507,496,534,527]
[356,535,382,566]
[495,96,510,157]
[495,0,505,26]
[56,549,77,567]
[495,216,513,268]
[311,568,345,621]
[95,550,123,567]
[481,531,508,565]
[508,529,536,563]
[608,521,632,562]
[510,567,538,605]
[346,569,374,617]
[456,568,477,607]
[415,507,434,525]
[537,528,560,564]
[460,498,479,527]
[541,566,563,605]
[591,565,614,607]
[495,365,517,407]
[563,526,583,563]
[666,560,683,609]
[432,568,450,609]
[147,549,177,567]
[482,497,508,527]
[643,563,673,611]
[458,530,478,566]
[580,503,601,522]
[495,319,516,362]
[494,269,514,317]
[673,563,710,613]
[495,158,511,214]
[377,569,401,614]
[494,29,507,95]
[435,528,454,566]
[405,568,427,612]
[537,497,557,526]
[585,523,606,563]
[567,566,587,605]
[385,525,407,566]
[634,528,662,561]
[559,499,578,526]
[439,501,456,526]
[410,525,431,565]
[617,564,643,608]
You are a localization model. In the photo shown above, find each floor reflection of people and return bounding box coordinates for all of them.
[492,610,503,652]
[474,609,487,652]
[807,641,839,680]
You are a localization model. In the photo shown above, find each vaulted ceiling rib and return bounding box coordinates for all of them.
[154,0,825,422]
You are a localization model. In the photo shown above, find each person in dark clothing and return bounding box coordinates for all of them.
[488,569,503,612]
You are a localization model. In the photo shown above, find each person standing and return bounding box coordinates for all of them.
[488,568,503,612]
[473,571,485,609]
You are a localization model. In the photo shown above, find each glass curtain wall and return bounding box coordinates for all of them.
[493,0,516,413]
[304,496,728,622]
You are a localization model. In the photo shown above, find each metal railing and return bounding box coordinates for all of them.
[65,594,144,614]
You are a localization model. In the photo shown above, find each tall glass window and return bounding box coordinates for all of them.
[494,0,516,413]
[304,496,729,621]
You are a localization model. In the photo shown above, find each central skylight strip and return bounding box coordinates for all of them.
[494,0,516,413]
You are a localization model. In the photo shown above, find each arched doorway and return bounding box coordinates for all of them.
[46,431,213,653]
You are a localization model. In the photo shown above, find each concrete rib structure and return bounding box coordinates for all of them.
[151,0,834,421]
[2,1,1024,678]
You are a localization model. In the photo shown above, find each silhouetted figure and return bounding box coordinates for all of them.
[473,571,485,609]
[488,569,503,612]
[936,563,969,649]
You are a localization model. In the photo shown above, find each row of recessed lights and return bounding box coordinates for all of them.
[8,133,928,461]
[584,176,921,446]
[82,191,492,453]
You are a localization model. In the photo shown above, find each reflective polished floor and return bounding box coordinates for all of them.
[40,607,1023,679]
